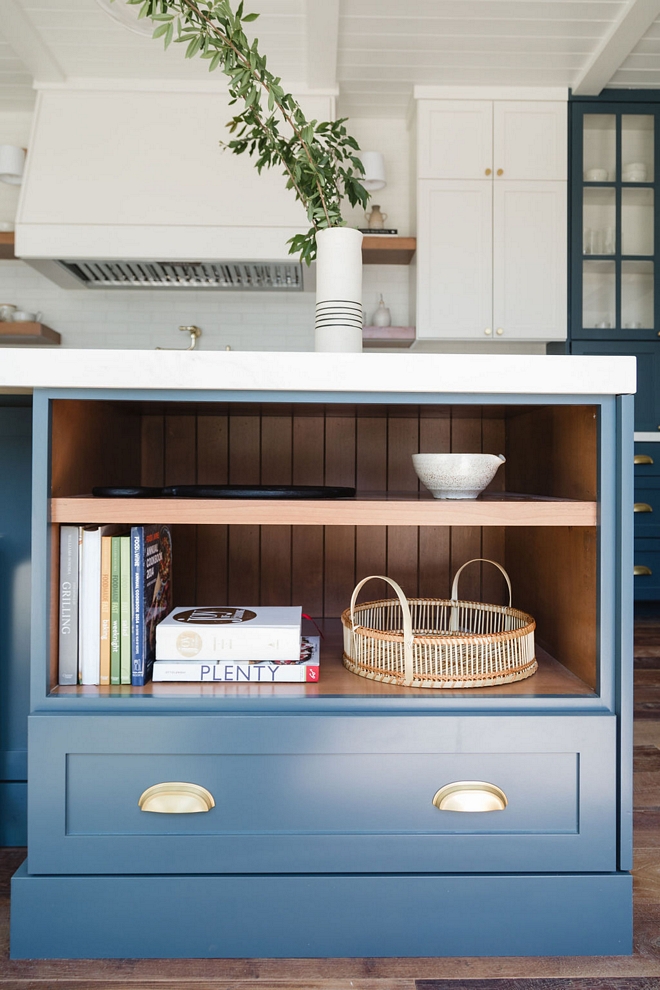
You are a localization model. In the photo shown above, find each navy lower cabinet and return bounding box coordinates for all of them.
[10,385,634,958]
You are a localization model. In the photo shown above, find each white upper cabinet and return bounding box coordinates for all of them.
[417,98,567,182]
[493,102,567,181]
[417,101,493,179]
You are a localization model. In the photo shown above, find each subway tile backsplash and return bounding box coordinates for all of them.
[0,261,411,350]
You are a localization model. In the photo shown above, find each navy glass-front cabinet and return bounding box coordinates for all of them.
[569,91,660,600]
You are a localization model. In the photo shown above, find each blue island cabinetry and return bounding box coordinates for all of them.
[8,363,634,958]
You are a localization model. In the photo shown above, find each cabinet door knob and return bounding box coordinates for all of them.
[138,782,215,814]
[635,454,654,465]
[634,565,653,576]
[485,168,492,176]
[484,327,492,335]
[433,781,507,813]
[496,328,504,336]
[634,502,653,513]
[496,168,504,176]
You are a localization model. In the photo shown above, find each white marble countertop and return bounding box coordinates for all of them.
[0,349,636,396]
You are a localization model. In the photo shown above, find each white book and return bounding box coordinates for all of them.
[153,635,320,682]
[79,526,102,685]
[155,606,302,662]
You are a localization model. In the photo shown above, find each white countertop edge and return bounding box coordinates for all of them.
[635,433,660,442]
[0,350,637,396]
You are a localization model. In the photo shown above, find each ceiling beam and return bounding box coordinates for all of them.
[306,0,339,90]
[572,0,660,96]
[0,0,65,83]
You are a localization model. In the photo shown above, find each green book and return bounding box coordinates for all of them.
[120,536,132,685]
[110,536,121,685]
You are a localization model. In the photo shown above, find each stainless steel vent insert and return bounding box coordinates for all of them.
[57,260,304,290]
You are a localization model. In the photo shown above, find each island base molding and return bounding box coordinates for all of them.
[11,864,632,958]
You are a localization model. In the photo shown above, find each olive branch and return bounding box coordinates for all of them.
[125,0,370,262]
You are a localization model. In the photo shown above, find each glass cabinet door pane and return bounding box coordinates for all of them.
[622,115,654,183]
[622,261,654,329]
[583,187,615,254]
[583,114,616,181]
[622,188,654,256]
[583,260,615,328]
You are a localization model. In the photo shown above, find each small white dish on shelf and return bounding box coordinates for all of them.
[412,452,506,500]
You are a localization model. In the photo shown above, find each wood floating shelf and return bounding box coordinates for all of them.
[361,236,416,265]
[0,322,61,346]
[362,325,415,348]
[51,493,598,527]
[0,232,15,260]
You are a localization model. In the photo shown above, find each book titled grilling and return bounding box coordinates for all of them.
[152,635,320,682]
[155,605,302,663]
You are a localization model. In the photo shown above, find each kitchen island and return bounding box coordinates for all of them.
[0,349,636,958]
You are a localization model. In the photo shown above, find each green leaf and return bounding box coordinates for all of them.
[242,10,259,20]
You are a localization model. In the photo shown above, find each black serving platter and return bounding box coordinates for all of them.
[92,486,164,498]
[163,485,356,499]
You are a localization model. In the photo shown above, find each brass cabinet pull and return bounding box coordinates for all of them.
[138,782,215,814]
[634,503,653,513]
[485,168,492,176]
[496,168,504,176]
[634,565,653,577]
[432,780,507,813]
[635,454,654,465]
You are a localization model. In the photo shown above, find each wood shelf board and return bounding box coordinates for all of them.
[50,492,598,526]
[0,322,61,346]
[0,232,15,260]
[362,236,416,265]
[362,326,416,349]
[49,619,596,700]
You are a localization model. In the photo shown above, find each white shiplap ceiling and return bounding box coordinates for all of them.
[3,0,660,117]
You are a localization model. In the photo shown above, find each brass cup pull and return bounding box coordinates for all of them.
[496,168,504,176]
[635,455,654,465]
[138,782,215,814]
[635,503,653,513]
[634,565,653,577]
[432,780,507,813]
[485,168,492,176]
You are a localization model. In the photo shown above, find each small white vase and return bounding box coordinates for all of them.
[315,227,363,353]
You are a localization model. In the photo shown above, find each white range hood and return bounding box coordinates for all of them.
[15,84,334,290]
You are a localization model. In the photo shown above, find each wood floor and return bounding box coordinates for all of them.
[1,607,660,988]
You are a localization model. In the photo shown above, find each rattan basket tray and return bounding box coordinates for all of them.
[341,558,537,689]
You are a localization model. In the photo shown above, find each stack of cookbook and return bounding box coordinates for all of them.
[58,524,172,687]
[152,606,320,682]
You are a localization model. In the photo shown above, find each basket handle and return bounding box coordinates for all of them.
[449,559,512,633]
[350,575,414,687]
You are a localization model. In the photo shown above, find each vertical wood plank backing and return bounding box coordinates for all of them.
[505,526,597,689]
[141,414,165,487]
[356,407,388,600]
[292,526,324,615]
[51,400,141,496]
[505,405,598,500]
[291,408,325,614]
[324,408,356,615]
[418,527,450,599]
[196,413,229,604]
[164,413,197,605]
[227,408,261,603]
[260,405,293,607]
[481,413,507,605]
[450,406,483,602]
[260,525,292,608]
[387,406,420,599]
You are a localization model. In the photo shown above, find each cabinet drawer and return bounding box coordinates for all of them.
[28,714,617,875]
[634,542,660,599]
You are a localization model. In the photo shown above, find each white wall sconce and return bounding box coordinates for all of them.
[0,146,26,186]
[358,151,386,191]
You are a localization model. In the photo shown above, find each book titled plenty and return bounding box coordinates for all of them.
[155,606,302,663]
[152,636,320,682]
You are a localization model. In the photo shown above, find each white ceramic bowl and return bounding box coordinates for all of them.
[412,452,506,500]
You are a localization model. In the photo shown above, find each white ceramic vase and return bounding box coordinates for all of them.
[315,227,363,353]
